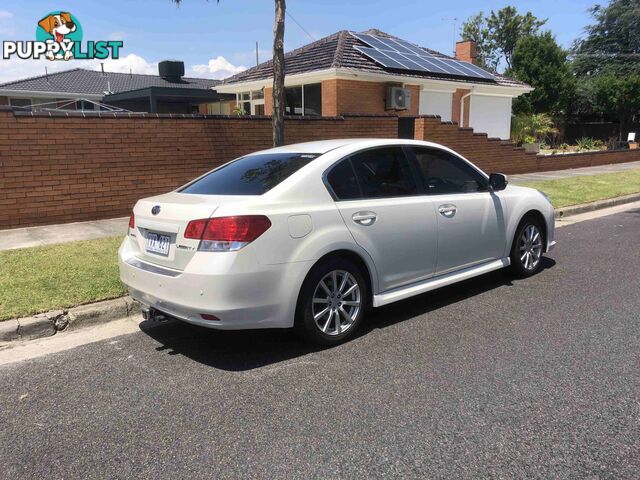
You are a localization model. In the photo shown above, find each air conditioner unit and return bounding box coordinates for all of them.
[386,87,411,110]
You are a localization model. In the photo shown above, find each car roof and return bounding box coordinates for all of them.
[258,138,445,155]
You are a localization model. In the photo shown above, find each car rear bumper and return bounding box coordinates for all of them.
[118,238,312,330]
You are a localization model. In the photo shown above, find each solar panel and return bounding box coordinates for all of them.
[353,47,410,70]
[351,32,495,81]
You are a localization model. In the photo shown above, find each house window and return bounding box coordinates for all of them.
[206,102,232,115]
[8,98,32,108]
[285,86,302,115]
[29,98,57,109]
[236,90,265,115]
[284,83,322,116]
[303,84,321,115]
[75,100,98,111]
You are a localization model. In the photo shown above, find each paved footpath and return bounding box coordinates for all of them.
[0,217,128,251]
[1,160,639,251]
[0,208,638,479]
[510,159,640,183]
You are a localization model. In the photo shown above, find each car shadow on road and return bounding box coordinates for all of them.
[140,257,556,371]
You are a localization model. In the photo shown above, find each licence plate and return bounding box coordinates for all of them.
[146,232,171,256]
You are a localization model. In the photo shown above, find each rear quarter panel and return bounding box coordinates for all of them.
[212,163,382,295]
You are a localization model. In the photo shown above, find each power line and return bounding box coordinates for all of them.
[286,11,316,42]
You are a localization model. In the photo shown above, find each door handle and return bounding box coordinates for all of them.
[352,211,377,226]
[438,204,457,218]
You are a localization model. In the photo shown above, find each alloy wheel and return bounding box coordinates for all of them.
[519,224,543,271]
[311,270,361,336]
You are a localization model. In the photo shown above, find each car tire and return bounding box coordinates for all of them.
[510,215,545,277]
[294,257,368,346]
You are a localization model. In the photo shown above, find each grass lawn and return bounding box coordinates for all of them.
[0,236,126,321]
[521,169,640,208]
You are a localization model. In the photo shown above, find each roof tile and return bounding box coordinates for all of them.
[0,68,220,95]
[222,29,528,88]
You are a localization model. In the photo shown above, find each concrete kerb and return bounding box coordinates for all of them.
[0,297,141,346]
[555,192,640,218]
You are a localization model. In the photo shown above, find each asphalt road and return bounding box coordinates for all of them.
[1,210,639,479]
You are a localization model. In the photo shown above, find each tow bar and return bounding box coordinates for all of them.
[141,306,169,322]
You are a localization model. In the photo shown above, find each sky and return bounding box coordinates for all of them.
[0,0,597,83]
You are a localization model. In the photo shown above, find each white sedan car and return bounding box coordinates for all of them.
[119,139,555,345]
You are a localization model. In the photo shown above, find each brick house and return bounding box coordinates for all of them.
[216,29,532,139]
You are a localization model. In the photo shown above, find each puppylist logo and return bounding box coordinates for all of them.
[3,11,124,61]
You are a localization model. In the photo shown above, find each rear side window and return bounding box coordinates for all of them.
[180,152,319,195]
[411,147,488,194]
[326,160,361,200]
[349,147,418,199]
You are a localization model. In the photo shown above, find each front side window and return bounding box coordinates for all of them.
[350,147,418,199]
[180,152,319,196]
[412,147,488,194]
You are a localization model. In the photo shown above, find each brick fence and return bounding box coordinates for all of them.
[1,109,638,229]
[0,110,395,229]
[414,116,640,174]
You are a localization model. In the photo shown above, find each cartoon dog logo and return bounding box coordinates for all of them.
[38,12,76,60]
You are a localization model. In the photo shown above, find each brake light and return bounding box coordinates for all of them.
[128,212,135,234]
[184,215,271,251]
[184,218,207,239]
[203,216,271,242]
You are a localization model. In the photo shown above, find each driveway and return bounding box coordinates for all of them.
[1,209,638,479]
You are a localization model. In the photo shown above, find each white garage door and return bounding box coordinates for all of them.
[419,91,452,121]
[469,95,512,140]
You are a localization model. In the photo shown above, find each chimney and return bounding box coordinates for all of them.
[455,40,477,64]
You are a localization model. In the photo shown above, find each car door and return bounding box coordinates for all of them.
[409,147,506,275]
[326,146,438,292]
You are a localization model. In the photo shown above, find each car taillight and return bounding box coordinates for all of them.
[128,213,135,234]
[184,218,207,239]
[184,215,271,251]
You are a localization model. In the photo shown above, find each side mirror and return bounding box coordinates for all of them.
[489,173,508,191]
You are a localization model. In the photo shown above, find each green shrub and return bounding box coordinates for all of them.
[511,113,558,145]
[576,137,595,151]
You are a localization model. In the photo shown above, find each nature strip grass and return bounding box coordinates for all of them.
[521,168,640,208]
[0,236,126,321]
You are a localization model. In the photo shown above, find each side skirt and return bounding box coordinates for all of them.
[373,257,511,307]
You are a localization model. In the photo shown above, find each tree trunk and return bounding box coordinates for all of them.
[272,0,286,147]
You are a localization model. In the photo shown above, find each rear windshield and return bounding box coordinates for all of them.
[180,152,320,195]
